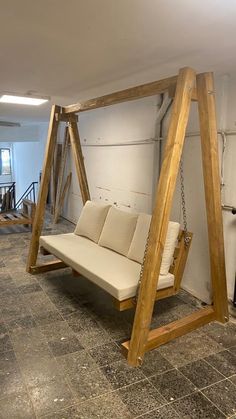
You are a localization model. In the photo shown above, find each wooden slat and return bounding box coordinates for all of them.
[122,306,216,356]
[197,73,229,323]
[53,127,70,223]
[52,143,63,215]
[14,213,24,219]
[127,67,196,367]
[55,113,78,122]
[6,213,16,220]
[0,216,33,226]
[170,231,193,292]
[26,105,60,272]
[63,75,178,114]
[113,286,175,311]
[22,199,36,226]
[20,213,30,219]
[29,260,67,274]
[54,172,72,222]
[68,115,90,204]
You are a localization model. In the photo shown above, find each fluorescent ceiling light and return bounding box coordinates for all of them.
[0,94,49,106]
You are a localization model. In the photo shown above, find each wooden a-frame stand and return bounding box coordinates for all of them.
[26,67,229,367]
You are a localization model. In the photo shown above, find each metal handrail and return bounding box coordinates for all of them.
[15,181,38,209]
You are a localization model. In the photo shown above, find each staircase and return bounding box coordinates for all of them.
[0,181,38,213]
[14,181,38,210]
[0,182,38,230]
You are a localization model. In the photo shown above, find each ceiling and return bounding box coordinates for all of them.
[0,0,236,122]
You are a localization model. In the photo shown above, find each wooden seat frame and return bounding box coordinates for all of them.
[39,228,192,312]
[26,67,229,367]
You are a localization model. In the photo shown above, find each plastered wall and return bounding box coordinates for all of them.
[62,96,160,220]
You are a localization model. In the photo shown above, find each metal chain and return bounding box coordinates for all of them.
[134,159,190,303]
[134,226,151,303]
[179,158,191,246]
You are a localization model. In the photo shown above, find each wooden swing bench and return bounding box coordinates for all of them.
[38,201,192,311]
[26,67,229,367]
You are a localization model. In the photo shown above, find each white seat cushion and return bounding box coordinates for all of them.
[74,200,111,243]
[40,233,174,301]
[98,206,138,256]
[128,215,180,275]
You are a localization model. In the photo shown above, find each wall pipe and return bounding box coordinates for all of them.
[80,129,236,148]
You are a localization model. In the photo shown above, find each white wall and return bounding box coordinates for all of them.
[0,123,48,201]
[0,125,40,142]
[63,96,160,221]
[60,73,236,304]
[12,142,42,201]
[12,124,48,201]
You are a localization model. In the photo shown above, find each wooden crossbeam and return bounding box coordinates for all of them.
[114,286,175,312]
[63,75,178,114]
[0,215,33,226]
[29,260,67,274]
[55,113,78,122]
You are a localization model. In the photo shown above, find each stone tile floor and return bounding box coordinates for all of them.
[0,218,236,418]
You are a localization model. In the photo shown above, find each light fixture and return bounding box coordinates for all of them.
[0,93,50,106]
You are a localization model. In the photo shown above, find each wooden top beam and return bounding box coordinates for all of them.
[63,74,178,114]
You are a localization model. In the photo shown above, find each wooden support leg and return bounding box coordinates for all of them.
[197,73,229,323]
[26,105,60,272]
[127,67,196,367]
[68,115,90,204]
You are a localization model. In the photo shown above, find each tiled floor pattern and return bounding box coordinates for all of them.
[0,219,236,418]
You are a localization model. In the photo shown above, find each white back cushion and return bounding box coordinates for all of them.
[99,206,138,256]
[161,221,180,275]
[128,213,180,275]
[128,213,151,263]
[74,200,111,243]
